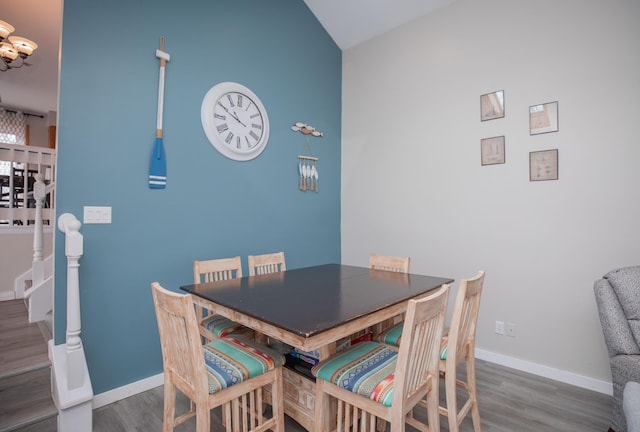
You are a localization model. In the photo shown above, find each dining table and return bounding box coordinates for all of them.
[181,263,453,430]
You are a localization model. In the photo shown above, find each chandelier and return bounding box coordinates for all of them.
[0,20,38,71]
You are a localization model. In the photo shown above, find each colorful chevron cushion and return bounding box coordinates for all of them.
[311,341,398,407]
[201,314,247,337]
[379,325,449,360]
[203,335,285,394]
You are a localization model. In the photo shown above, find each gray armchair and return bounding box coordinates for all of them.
[624,382,640,432]
[595,266,640,432]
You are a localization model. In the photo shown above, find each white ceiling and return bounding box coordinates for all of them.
[303,0,457,49]
[0,0,455,113]
[0,0,62,114]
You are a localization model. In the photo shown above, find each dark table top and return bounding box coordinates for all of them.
[181,263,453,338]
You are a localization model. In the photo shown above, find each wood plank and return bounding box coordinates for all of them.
[0,366,57,431]
[86,358,613,432]
[0,300,49,379]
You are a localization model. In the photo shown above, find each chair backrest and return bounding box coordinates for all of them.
[595,266,640,357]
[369,254,410,273]
[151,282,208,398]
[193,256,243,284]
[394,285,449,409]
[446,271,485,366]
[248,252,286,276]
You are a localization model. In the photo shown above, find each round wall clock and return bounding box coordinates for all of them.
[201,82,270,161]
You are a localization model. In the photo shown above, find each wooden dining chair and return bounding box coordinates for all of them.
[193,257,247,341]
[370,254,411,338]
[151,282,285,432]
[434,270,485,432]
[369,253,411,273]
[247,251,286,276]
[312,284,449,432]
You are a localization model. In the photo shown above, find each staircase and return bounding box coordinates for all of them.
[0,300,57,431]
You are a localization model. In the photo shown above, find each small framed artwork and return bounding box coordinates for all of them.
[529,149,558,181]
[481,136,505,165]
[529,101,559,135]
[480,90,505,121]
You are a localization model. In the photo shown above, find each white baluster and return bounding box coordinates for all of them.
[32,173,46,286]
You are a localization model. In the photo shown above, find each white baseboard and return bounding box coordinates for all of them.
[0,291,16,301]
[92,373,164,409]
[475,348,613,395]
[92,351,613,411]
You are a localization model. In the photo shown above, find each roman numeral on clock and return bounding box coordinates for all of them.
[217,123,229,134]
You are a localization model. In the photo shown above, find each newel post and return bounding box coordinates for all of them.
[51,213,92,432]
[57,213,84,389]
[32,173,46,286]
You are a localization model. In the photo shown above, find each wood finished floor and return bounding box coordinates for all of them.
[0,298,614,431]
[18,359,612,432]
[0,300,49,378]
[0,300,57,432]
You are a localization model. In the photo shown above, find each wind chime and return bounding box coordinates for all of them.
[292,122,323,192]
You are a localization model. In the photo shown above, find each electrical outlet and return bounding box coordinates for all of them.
[495,320,504,335]
[506,322,517,337]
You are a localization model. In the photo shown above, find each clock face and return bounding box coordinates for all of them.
[201,82,270,161]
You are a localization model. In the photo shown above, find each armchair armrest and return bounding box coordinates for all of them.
[595,278,640,357]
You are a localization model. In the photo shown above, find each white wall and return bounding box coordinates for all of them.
[0,230,53,299]
[0,112,55,299]
[27,114,51,149]
[341,0,640,390]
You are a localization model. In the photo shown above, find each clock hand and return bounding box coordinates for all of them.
[232,110,247,128]
[218,104,247,127]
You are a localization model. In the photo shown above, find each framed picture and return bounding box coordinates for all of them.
[529,101,558,135]
[481,136,505,165]
[529,149,558,181]
[480,90,504,121]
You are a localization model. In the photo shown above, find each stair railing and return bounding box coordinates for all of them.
[0,142,56,226]
[20,173,55,322]
[50,212,93,431]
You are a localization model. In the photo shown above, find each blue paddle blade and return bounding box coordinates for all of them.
[149,137,166,189]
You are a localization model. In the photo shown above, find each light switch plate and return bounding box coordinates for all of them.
[84,206,112,224]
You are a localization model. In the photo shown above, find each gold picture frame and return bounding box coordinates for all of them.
[529,149,558,181]
[481,136,505,165]
[480,90,504,121]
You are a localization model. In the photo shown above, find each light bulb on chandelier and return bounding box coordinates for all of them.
[0,20,38,72]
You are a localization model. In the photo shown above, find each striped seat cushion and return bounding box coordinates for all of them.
[311,341,398,407]
[201,314,247,338]
[203,335,285,394]
[439,333,449,360]
[378,322,403,347]
[379,325,449,360]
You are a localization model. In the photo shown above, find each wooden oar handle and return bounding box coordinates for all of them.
[159,37,166,67]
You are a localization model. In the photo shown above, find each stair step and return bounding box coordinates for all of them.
[10,416,56,432]
[0,366,57,432]
[0,300,49,379]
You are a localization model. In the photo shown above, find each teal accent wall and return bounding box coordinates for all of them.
[55,0,341,394]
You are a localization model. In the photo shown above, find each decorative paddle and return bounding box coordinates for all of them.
[149,37,170,189]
